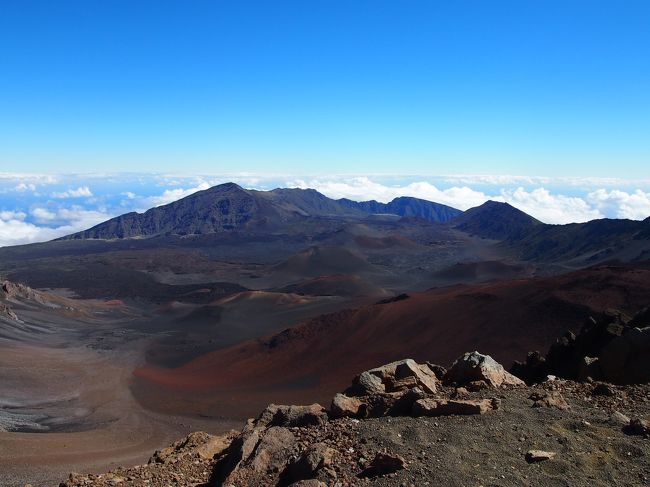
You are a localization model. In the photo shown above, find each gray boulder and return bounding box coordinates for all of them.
[445,351,525,388]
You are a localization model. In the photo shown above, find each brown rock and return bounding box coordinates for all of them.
[346,359,437,396]
[445,351,525,388]
[195,431,238,460]
[287,443,336,482]
[610,411,631,426]
[289,480,328,487]
[452,387,470,399]
[246,426,296,473]
[148,430,236,464]
[360,452,406,477]
[346,370,386,396]
[425,362,447,379]
[529,390,570,410]
[257,403,328,428]
[388,387,427,416]
[466,380,490,391]
[412,398,496,416]
[525,450,556,462]
[330,393,364,418]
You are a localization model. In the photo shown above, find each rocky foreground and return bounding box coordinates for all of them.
[55,351,650,487]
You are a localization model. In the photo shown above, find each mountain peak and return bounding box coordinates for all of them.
[59,184,465,241]
[453,200,541,241]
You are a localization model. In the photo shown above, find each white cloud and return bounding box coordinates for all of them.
[0,210,26,221]
[497,187,603,224]
[440,174,650,188]
[587,189,650,220]
[148,182,211,206]
[121,191,136,199]
[31,207,57,222]
[14,182,37,192]
[286,177,489,210]
[51,186,93,198]
[287,177,645,224]
[0,206,113,247]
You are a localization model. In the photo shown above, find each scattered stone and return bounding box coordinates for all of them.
[258,403,328,428]
[445,351,525,388]
[286,443,336,482]
[610,411,631,426]
[246,426,296,473]
[330,393,364,419]
[388,387,427,416]
[452,387,470,399]
[412,398,497,416]
[625,418,650,436]
[525,450,556,463]
[346,359,437,396]
[347,370,386,396]
[148,430,236,464]
[425,362,447,380]
[592,382,617,397]
[359,452,406,477]
[288,480,328,487]
[529,390,570,410]
[466,380,490,391]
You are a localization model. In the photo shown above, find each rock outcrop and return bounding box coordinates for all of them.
[344,358,438,396]
[512,307,650,384]
[444,351,525,388]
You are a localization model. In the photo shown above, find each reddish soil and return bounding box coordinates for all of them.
[133,265,650,419]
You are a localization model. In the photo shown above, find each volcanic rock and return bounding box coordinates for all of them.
[525,450,556,463]
[286,443,336,482]
[412,398,497,416]
[288,481,328,487]
[360,452,406,478]
[425,362,447,380]
[625,418,650,436]
[610,411,631,426]
[258,403,328,428]
[149,431,236,464]
[577,356,602,381]
[345,359,437,396]
[599,326,650,384]
[529,391,570,410]
[513,309,650,384]
[246,426,296,474]
[330,393,364,419]
[445,351,525,388]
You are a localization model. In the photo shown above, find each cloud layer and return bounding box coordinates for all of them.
[287,177,650,224]
[0,173,649,247]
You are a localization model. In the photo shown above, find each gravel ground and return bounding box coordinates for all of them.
[57,380,650,487]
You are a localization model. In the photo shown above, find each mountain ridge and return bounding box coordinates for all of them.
[59,183,463,240]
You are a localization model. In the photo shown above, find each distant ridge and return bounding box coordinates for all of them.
[452,200,542,240]
[338,196,462,223]
[59,183,461,240]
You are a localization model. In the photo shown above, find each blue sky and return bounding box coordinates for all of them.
[1,1,649,176]
[1,2,649,245]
